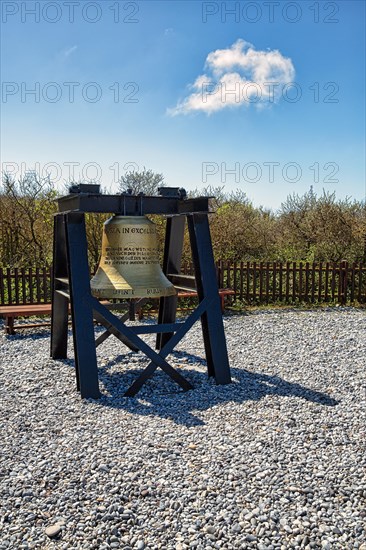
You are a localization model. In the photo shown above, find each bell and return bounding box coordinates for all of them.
[90,215,176,299]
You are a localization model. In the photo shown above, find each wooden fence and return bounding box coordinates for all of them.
[216,261,366,305]
[172,261,365,305]
[0,267,52,306]
[0,261,365,307]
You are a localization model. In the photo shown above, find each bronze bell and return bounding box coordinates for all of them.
[90,215,176,299]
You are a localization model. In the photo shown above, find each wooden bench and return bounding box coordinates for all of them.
[0,290,235,335]
[0,304,54,335]
[136,289,235,319]
[177,289,235,312]
[0,301,130,335]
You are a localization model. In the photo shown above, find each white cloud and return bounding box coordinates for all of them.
[63,45,78,59]
[168,39,295,116]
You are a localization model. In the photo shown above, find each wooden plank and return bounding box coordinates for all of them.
[253,262,257,302]
[0,268,4,306]
[0,304,53,315]
[331,263,336,301]
[219,259,224,288]
[272,262,277,302]
[10,322,53,330]
[358,264,363,302]
[259,261,264,302]
[227,260,231,290]
[279,262,283,301]
[21,267,27,304]
[49,266,53,303]
[342,261,348,304]
[318,262,322,302]
[325,262,329,302]
[311,263,316,303]
[304,262,310,302]
[14,268,19,305]
[285,261,290,302]
[350,263,355,302]
[240,261,244,301]
[35,267,41,303]
[337,262,342,303]
[233,261,237,299]
[168,274,196,290]
[246,261,250,303]
[7,268,12,305]
[42,267,48,303]
[265,262,270,303]
[135,290,234,319]
[29,268,34,304]
[292,262,296,302]
[299,262,303,302]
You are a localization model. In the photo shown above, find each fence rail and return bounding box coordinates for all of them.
[0,261,365,307]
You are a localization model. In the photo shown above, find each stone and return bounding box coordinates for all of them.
[45,523,62,538]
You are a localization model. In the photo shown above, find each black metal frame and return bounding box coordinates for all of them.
[51,193,231,398]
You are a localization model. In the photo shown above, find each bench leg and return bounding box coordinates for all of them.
[156,216,185,350]
[5,316,15,335]
[128,299,136,321]
[51,214,69,359]
[66,212,100,399]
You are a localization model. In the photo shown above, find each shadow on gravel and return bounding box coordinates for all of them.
[2,323,339,426]
[94,350,339,426]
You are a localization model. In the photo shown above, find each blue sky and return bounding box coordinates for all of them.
[1,0,365,209]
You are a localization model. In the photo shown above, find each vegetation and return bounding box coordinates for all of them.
[0,172,57,267]
[118,167,165,195]
[1,171,365,268]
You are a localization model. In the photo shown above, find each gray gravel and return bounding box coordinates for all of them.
[0,308,365,550]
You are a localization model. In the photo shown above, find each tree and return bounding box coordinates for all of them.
[181,185,277,262]
[277,190,366,262]
[0,172,57,266]
[118,168,165,195]
[1,171,365,268]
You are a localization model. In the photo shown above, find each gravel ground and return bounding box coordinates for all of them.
[0,308,365,550]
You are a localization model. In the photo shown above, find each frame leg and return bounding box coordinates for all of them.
[156,216,185,350]
[51,214,69,359]
[188,213,231,385]
[66,213,100,399]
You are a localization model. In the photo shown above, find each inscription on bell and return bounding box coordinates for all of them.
[103,244,159,266]
[90,215,176,299]
[105,225,156,235]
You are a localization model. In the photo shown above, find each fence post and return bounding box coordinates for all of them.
[0,268,4,306]
[341,260,348,304]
